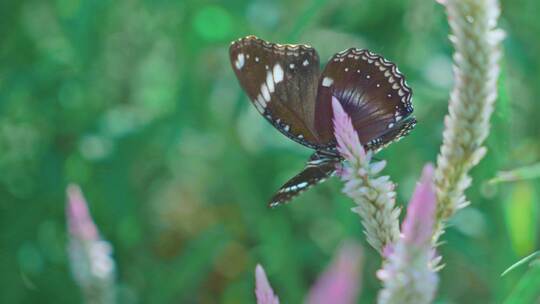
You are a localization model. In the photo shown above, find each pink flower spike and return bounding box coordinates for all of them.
[66,184,98,241]
[66,184,116,303]
[377,164,439,303]
[402,164,437,246]
[306,242,363,304]
[332,95,400,253]
[332,96,366,162]
[255,264,280,304]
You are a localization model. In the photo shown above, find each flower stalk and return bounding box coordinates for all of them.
[433,0,504,241]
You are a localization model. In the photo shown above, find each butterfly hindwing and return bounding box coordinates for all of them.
[229,36,323,148]
[314,48,414,150]
[365,116,416,152]
[269,152,339,208]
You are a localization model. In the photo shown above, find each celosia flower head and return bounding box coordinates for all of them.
[306,242,363,304]
[332,96,400,253]
[255,264,280,304]
[402,164,436,247]
[67,184,98,241]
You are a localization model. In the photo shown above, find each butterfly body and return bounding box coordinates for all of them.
[230,36,415,207]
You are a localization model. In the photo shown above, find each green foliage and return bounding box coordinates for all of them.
[504,182,537,256]
[1,0,539,303]
[504,259,540,304]
[501,252,540,277]
[490,163,540,184]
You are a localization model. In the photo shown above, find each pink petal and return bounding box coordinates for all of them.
[255,264,280,304]
[306,242,363,304]
[401,164,437,246]
[66,184,98,241]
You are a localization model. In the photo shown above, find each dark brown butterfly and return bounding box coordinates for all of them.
[230,36,415,208]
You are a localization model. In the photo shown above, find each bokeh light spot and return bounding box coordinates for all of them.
[505,181,537,256]
[17,242,44,275]
[193,5,233,41]
[247,1,280,29]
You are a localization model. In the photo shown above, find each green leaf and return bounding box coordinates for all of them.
[504,260,540,304]
[489,163,540,184]
[501,251,540,277]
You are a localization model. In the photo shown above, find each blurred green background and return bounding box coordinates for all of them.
[1,0,539,303]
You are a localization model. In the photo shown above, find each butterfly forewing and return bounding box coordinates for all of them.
[314,49,414,150]
[269,152,340,207]
[229,36,322,148]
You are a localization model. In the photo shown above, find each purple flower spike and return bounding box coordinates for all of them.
[255,264,280,304]
[66,184,116,303]
[306,242,363,304]
[402,164,436,247]
[377,164,439,304]
[332,96,401,253]
[67,184,98,241]
[332,96,366,163]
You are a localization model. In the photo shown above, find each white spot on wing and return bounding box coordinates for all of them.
[261,84,270,102]
[322,77,334,87]
[235,53,245,69]
[254,99,265,113]
[273,64,284,83]
[297,182,308,188]
[257,94,267,108]
[266,71,275,93]
[303,59,309,66]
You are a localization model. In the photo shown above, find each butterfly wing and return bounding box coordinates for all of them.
[229,36,323,149]
[269,152,339,208]
[314,49,415,151]
[365,116,416,151]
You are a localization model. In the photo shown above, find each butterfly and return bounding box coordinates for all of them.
[229,35,415,208]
